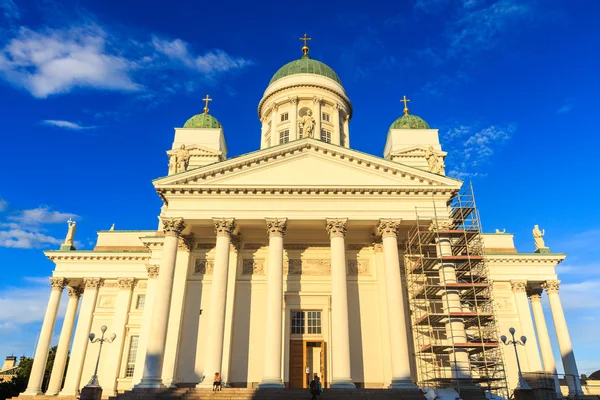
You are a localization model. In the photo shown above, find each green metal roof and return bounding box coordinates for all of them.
[183,113,222,129]
[269,56,342,85]
[389,113,430,130]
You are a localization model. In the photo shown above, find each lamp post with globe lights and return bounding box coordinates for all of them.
[501,327,532,390]
[80,325,116,400]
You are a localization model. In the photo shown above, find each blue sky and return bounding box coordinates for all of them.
[0,0,598,376]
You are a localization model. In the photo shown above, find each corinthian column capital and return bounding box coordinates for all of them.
[146,264,160,278]
[50,277,67,291]
[378,219,401,238]
[67,286,82,298]
[161,217,186,237]
[118,278,135,289]
[83,277,103,290]
[213,218,235,238]
[266,218,287,238]
[510,279,528,293]
[527,287,543,301]
[542,280,560,294]
[326,218,348,238]
[178,234,196,252]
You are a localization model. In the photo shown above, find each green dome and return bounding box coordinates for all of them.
[269,56,342,85]
[390,113,430,130]
[183,113,222,129]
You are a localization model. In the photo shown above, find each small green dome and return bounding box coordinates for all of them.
[183,113,222,129]
[269,56,342,85]
[390,113,430,130]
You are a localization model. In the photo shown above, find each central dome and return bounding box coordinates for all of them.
[269,55,342,85]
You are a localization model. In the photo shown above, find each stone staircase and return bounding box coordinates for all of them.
[109,387,427,400]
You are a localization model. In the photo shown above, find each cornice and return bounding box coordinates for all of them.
[258,83,353,119]
[45,251,150,262]
[485,253,566,264]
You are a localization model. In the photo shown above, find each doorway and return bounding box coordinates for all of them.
[288,340,326,389]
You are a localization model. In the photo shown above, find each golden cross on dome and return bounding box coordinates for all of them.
[202,94,212,114]
[400,95,411,115]
[299,33,312,56]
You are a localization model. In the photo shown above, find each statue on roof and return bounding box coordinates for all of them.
[425,146,445,175]
[169,144,190,174]
[64,218,76,246]
[533,225,546,250]
[299,109,315,138]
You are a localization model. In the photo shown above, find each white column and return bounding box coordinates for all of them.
[137,217,186,388]
[260,218,287,388]
[290,97,298,141]
[270,104,278,146]
[46,285,81,396]
[162,236,194,386]
[60,278,102,396]
[333,103,341,146]
[528,289,562,398]
[198,218,235,387]
[378,220,416,388]
[511,280,542,371]
[24,277,66,395]
[343,115,350,148]
[437,236,471,380]
[103,278,135,395]
[326,218,355,388]
[132,266,160,385]
[543,280,583,396]
[314,97,322,140]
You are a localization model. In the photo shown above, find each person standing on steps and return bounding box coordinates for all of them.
[310,374,321,400]
[212,372,222,391]
[316,375,322,395]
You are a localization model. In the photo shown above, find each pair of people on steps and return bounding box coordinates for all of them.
[309,374,322,400]
[212,372,222,391]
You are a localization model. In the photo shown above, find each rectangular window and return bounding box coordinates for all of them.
[279,130,290,144]
[124,336,139,378]
[291,311,305,334]
[281,112,289,122]
[320,129,331,143]
[291,311,322,335]
[135,295,145,310]
[322,113,330,122]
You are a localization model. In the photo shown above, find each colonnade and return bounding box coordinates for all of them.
[511,280,584,397]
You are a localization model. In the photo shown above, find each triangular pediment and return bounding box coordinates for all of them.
[154,139,461,190]
[389,145,447,157]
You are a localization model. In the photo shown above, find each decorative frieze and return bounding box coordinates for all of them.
[118,278,135,289]
[266,218,287,238]
[326,218,347,238]
[348,260,370,276]
[285,259,331,276]
[213,218,235,238]
[542,280,560,294]
[98,295,115,308]
[83,278,103,290]
[510,280,528,293]
[161,217,186,237]
[242,259,265,275]
[50,277,67,291]
[194,260,214,275]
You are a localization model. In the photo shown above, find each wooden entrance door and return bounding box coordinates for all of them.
[289,340,304,388]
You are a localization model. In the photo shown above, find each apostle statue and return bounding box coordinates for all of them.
[425,146,445,174]
[175,144,190,173]
[532,225,546,250]
[64,218,76,246]
[299,109,315,138]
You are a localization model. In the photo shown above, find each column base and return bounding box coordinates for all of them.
[21,390,44,396]
[330,378,355,388]
[196,380,217,389]
[258,378,284,388]
[134,377,165,389]
[390,378,417,389]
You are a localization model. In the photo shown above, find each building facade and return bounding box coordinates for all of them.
[21,43,584,399]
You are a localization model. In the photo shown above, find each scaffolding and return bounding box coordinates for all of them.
[404,183,509,398]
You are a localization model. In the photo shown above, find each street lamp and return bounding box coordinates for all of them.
[501,327,531,390]
[87,325,116,387]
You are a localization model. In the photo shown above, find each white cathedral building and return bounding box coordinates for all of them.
[20,40,585,399]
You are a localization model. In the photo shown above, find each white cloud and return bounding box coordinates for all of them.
[0,205,78,249]
[443,123,515,178]
[560,281,600,310]
[0,198,7,212]
[151,36,253,76]
[0,25,140,98]
[42,120,96,130]
[557,99,574,114]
